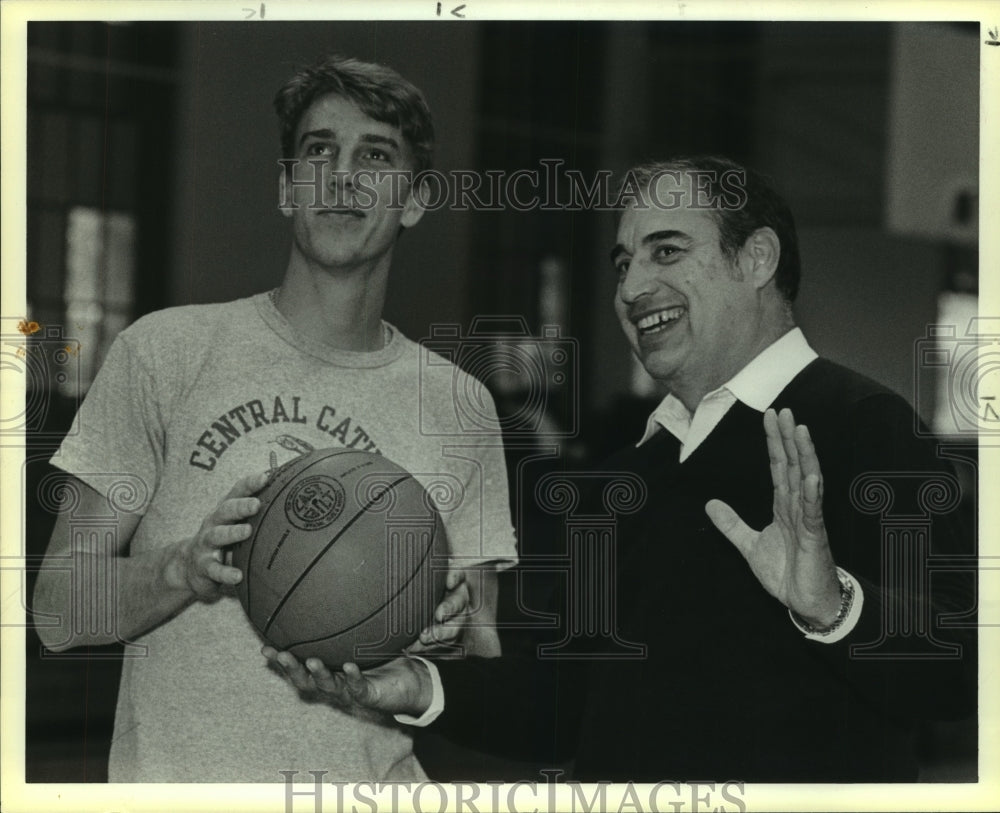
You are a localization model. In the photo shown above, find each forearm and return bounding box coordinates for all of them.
[33,542,196,651]
[33,471,262,652]
[459,566,501,657]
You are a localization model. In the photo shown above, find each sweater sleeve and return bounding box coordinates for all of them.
[428,477,598,763]
[431,651,588,763]
[806,392,977,722]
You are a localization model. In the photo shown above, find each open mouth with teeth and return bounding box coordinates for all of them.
[320,208,365,220]
[635,306,685,335]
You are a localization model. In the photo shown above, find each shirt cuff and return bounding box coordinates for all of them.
[393,656,445,727]
[789,567,865,643]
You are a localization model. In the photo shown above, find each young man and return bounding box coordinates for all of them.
[33,54,517,782]
[275,156,976,782]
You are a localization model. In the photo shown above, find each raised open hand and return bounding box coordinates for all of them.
[705,408,842,628]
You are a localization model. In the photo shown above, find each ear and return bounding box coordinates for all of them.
[742,227,780,289]
[398,176,427,229]
[278,170,294,219]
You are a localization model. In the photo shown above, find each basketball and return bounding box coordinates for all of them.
[231,448,448,669]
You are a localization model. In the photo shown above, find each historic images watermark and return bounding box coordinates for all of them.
[418,317,579,438]
[914,316,1000,437]
[278,161,750,214]
[21,471,151,659]
[280,770,748,813]
[0,319,81,446]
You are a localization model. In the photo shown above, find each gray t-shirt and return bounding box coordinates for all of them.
[51,292,517,782]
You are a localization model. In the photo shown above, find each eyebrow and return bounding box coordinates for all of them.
[609,229,692,263]
[297,129,402,152]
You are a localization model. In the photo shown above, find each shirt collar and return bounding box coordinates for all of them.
[636,327,818,446]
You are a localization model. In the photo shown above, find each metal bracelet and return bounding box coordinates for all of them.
[791,574,855,636]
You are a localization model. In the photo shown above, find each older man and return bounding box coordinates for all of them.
[270,155,974,782]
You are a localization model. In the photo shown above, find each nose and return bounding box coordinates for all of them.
[617,257,659,305]
[325,152,356,192]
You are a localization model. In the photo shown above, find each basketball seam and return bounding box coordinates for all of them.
[243,449,359,628]
[282,522,441,652]
[261,474,413,637]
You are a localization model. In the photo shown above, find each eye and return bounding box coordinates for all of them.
[362,148,392,163]
[613,258,630,278]
[305,142,332,156]
[653,245,681,261]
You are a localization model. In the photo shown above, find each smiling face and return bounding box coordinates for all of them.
[612,182,784,409]
[280,93,424,275]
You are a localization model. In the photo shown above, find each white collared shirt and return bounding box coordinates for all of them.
[637,327,818,460]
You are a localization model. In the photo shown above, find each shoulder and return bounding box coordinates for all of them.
[790,358,898,401]
[784,358,914,420]
[122,299,250,340]
[397,332,496,399]
[99,298,261,393]
[403,335,503,434]
[389,327,487,382]
[116,298,256,359]
[781,358,939,469]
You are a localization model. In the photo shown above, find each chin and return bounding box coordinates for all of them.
[636,348,683,383]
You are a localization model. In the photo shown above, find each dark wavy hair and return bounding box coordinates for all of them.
[623,155,801,302]
[274,53,435,174]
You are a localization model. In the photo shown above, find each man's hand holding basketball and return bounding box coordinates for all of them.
[164,472,269,601]
[262,650,433,719]
[263,565,468,711]
[705,408,842,628]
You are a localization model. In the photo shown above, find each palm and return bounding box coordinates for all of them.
[263,646,432,718]
[342,659,418,709]
[706,408,840,626]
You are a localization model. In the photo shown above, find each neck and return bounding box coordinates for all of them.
[275,252,390,351]
[673,311,797,413]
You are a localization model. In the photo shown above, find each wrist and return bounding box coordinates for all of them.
[394,655,444,727]
[801,588,843,629]
[791,571,855,635]
[408,656,434,716]
[161,539,194,595]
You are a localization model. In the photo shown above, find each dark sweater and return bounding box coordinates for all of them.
[432,359,976,782]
